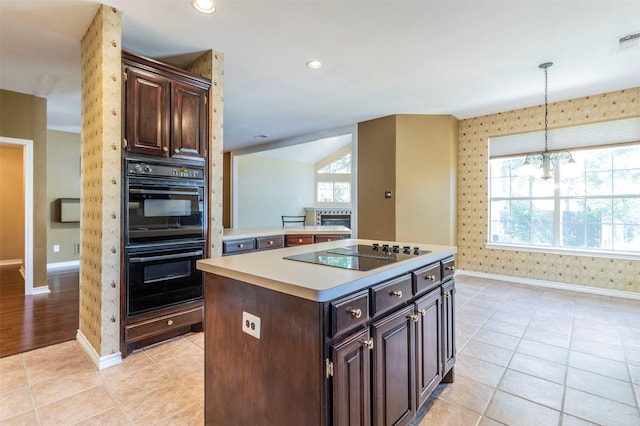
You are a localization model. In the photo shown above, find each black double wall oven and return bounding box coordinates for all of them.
[124,159,206,318]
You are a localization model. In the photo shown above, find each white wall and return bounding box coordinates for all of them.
[236,155,315,227]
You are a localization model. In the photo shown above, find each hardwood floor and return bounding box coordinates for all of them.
[0,265,79,358]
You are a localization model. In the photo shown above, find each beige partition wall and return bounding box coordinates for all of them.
[358,114,458,246]
[457,87,640,293]
[357,115,396,240]
[78,4,122,363]
[0,89,47,288]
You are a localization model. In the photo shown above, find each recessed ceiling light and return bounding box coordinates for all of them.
[306,60,323,70]
[192,0,216,14]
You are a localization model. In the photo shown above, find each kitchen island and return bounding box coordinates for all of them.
[197,238,457,426]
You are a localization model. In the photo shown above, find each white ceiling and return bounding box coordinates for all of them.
[249,133,352,163]
[1,0,640,153]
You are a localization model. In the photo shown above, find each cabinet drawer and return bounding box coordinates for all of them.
[286,235,314,246]
[223,238,256,255]
[256,235,284,250]
[314,234,346,243]
[125,306,203,343]
[371,274,413,316]
[413,262,442,295]
[331,290,369,337]
[442,257,455,280]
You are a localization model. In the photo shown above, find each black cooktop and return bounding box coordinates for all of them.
[283,244,430,271]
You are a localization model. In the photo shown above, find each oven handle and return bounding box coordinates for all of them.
[128,189,200,196]
[129,250,203,263]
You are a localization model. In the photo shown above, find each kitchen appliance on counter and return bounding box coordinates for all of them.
[283,243,430,271]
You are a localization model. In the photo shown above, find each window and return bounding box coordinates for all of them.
[489,144,640,254]
[317,154,351,174]
[317,153,351,203]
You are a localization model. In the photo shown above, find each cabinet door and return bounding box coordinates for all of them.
[442,279,456,377]
[124,66,170,156]
[171,81,208,160]
[371,305,416,426]
[331,328,372,426]
[415,289,442,407]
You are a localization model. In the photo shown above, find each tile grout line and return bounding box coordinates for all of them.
[617,309,640,420]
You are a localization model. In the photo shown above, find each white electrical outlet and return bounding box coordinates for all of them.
[242,311,261,339]
[53,245,60,253]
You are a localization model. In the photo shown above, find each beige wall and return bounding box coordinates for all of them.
[0,144,25,261]
[358,114,458,245]
[396,115,458,245]
[47,130,81,264]
[357,115,396,240]
[0,89,47,287]
[458,87,640,293]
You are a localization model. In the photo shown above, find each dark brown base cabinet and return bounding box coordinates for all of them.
[204,256,455,426]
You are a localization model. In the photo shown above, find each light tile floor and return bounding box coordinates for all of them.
[415,275,640,426]
[1,275,640,425]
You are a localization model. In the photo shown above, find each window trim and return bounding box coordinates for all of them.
[485,242,640,261]
[487,142,640,257]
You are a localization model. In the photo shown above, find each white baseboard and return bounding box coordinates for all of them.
[31,285,50,295]
[456,270,640,301]
[0,259,22,266]
[76,330,122,370]
[47,260,80,271]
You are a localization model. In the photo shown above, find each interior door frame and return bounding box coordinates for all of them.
[0,136,34,294]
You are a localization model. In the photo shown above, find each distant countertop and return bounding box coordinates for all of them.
[197,238,457,302]
[222,226,351,241]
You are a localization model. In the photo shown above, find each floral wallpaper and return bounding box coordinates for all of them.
[79,4,122,355]
[186,51,224,258]
[457,87,640,293]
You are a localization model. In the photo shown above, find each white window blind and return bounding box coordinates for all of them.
[489,117,640,158]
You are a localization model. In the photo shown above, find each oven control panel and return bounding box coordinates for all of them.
[127,161,204,179]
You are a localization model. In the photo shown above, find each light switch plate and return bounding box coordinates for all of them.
[242,311,261,339]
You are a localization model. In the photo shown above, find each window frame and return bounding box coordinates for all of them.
[486,142,640,261]
[315,151,352,205]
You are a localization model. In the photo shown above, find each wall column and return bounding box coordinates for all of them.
[186,51,225,257]
[78,4,122,368]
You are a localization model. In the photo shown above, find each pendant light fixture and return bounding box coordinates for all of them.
[521,62,575,179]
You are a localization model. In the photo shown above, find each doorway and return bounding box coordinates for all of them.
[0,136,33,294]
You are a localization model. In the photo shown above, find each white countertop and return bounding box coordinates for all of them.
[222,226,351,240]
[197,239,457,302]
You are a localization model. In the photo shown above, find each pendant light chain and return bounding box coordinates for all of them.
[544,65,549,153]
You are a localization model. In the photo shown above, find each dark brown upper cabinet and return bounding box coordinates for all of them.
[122,51,210,161]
